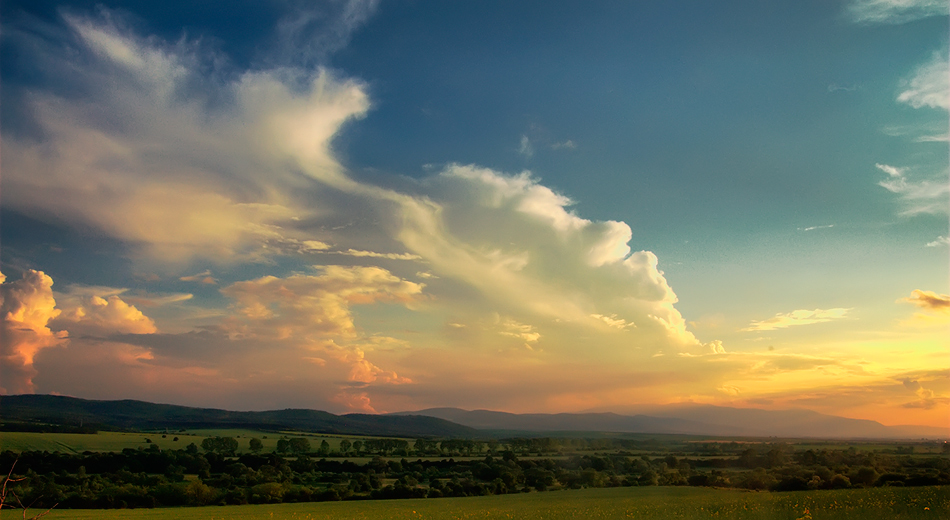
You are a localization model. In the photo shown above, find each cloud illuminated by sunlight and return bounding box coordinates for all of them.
[742,308,851,331]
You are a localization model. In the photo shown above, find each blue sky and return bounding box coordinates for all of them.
[1,0,947,427]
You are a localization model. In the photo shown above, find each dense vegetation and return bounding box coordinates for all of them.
[3,435,948,510]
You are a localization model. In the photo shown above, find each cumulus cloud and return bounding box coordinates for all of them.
[0,270,68,393]
[875,163,950,215]
[0,11,720,411]
[401,165,694,350]
[897,51,949,110]
[220,265,424,340]
[742,308,851,332]
[847,0,949,24]
[901,289,950,313]
[53,293,157,336]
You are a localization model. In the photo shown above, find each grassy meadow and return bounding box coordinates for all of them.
[23,485,948,520]
[0,430,357,455]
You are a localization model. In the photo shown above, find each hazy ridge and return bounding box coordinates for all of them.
[2,395,944,439]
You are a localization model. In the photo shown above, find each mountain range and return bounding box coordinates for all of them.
[392,406,947,439]
[1,394,945,439]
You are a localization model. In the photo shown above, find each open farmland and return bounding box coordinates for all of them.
[0,431,366,455]
[26,485,950,520]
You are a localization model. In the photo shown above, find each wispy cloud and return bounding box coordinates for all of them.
[551,140,577,150]
[925,236,949,247]
[273,0,381,68]
[798,224,835,232]
[329,249,422,260]
[827,83,859,93]
[902,289,950,313]
[180,270,218,284]
[897,51,949,111]
[742,308,851,332]
[875,163,950,215]
[518,135,534,158]
[847,0,949,24]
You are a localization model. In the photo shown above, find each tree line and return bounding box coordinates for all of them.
[2,439,949,509]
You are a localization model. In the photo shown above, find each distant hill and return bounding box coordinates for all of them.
[393,406,947,439]
[0,395,477,438]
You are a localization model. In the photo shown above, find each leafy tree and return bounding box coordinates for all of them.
[276,439,291,454]
[201,436,238,455]
[249,438,263,453]
[317,440,330,456]
[339,439,352,454]
[352,440,363,455]
[290,438,312,455]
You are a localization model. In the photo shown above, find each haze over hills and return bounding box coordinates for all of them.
[393,407,948,439]
[0,395,477,438]
[2,395,945,439]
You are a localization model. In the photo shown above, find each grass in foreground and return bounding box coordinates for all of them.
[25,485,949,520]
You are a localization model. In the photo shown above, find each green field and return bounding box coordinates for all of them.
[0,430,360,455]
[20,486,948,520]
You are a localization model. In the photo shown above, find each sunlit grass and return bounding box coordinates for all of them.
[29,485,949,519]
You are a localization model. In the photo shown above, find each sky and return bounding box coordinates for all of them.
[1,0,948,429]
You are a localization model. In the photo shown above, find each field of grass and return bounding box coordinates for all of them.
[22,485,949,520]
[0,430,361,455]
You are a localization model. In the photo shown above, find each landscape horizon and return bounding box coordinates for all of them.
[2,394,947,440]
[1,0,948,495]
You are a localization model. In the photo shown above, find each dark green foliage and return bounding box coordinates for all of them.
[3,434,950,510]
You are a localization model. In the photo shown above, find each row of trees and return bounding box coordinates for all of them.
[3,442,949,509]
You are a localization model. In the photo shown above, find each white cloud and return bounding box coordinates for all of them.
[799,224,835,232]
[330,249,422,260]
[847,0,949,24]
[742,308,851,332]
[3,14,369,264]
[551,140,577,150]
[274,0,381,68]
[497,317,542,345]
[925,235,949,247]
[398,164,696,349]
[591,313,636,330]
[897,52,949,110]
[518,135,534,158]
[875,163,950,215]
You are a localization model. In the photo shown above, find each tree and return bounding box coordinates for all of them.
[276,439,291,454]
[339,439,352,454]
[249,438,263,453]
[1,460,56,519]
[352,440,364,455]
[290,438,312,455]
[317,440,330,456]
[202,436,239,455]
